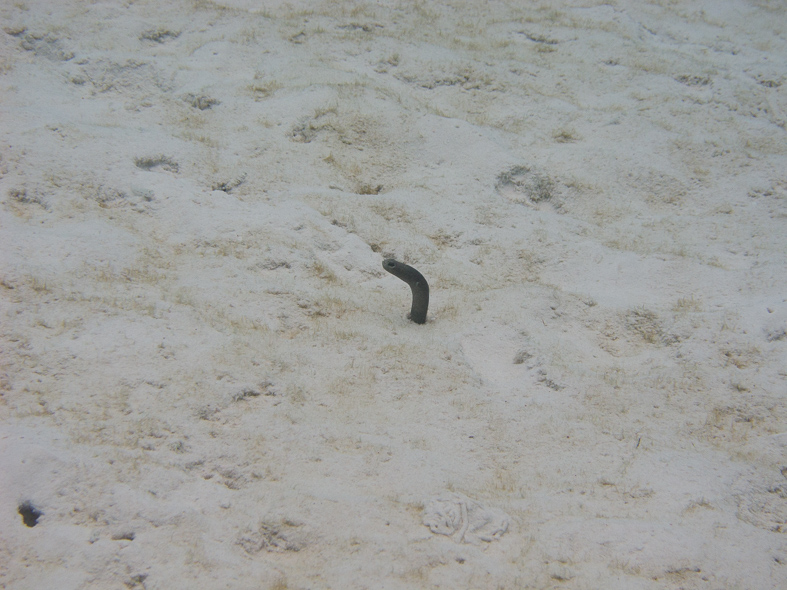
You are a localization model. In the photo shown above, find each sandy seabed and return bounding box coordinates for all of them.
[1,1,786,588]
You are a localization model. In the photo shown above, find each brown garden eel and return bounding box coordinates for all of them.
[382,259,429,324]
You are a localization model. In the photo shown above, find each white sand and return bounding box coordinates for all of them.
[1,0,786,588]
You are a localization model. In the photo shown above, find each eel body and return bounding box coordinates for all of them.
[382,259,429,324]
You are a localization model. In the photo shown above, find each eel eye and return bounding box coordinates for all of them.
[386,261,396,268]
